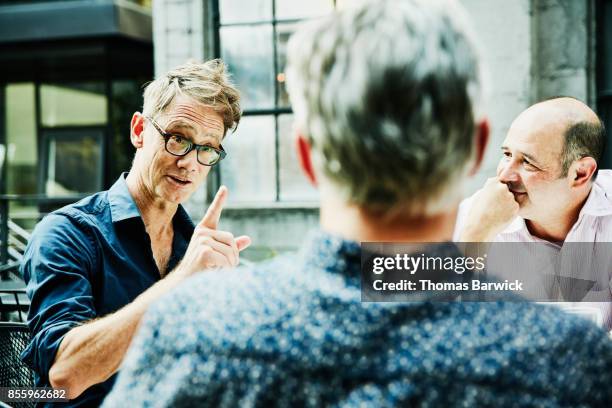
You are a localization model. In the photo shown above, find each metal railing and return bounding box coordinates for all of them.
[0,219,32,281]
[0,194,86,280]
[0,194,87,322]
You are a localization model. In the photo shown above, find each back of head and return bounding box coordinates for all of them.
[142,59,242,135]
[551,97,606,180]
[286,0,484,217]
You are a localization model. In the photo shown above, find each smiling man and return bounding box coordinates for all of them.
[457,97,609,243]
[455,96,612,326]
[20,60,251,407]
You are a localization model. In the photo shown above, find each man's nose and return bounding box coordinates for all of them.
[176,149,199,171]
[497,160,519,183]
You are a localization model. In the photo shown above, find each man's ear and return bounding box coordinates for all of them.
[296,133,317,186]
[468,118,490,176]
[130,112,145,148]
[570,156,597,187]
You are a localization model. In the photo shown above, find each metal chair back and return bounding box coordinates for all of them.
[0,288,28,323]
[0,322,34,408]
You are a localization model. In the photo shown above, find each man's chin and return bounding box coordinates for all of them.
[158,186,195,205]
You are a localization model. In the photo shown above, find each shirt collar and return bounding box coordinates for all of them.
[578,170,612,217]
[108,173,195,235]
[299,229,363,279]
[108,173,142,223]
[299,229,463,279]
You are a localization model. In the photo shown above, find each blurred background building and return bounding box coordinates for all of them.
[0,0,153,277]
[0,0,611,268]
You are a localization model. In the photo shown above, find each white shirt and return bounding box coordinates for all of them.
[454,170,612,329]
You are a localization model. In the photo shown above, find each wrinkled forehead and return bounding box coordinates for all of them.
[160,96,225,138]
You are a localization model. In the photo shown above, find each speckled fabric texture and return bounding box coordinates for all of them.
[104,230,612,407]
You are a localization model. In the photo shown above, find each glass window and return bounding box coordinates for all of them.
[601,2,612,92]
[221,116,276,203]
[276,23,299,108]
[275,0,333,20]
[43,130,103,196]
[110,80,143,180]
[4,83,37,195]
[217,0,338,204]
[220,25,275,110]
[220,0,271,24]
[41,82,107,127]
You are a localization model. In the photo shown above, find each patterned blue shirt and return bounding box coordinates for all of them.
[104,231,612,407]
[21,174,195,407]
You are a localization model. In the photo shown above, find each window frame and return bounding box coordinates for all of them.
[207,0,337,208]
[39,126,106,196]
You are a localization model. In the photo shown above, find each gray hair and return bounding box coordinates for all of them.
[561,119,605,179]
[142,59,241,135]
[286,0,485,216]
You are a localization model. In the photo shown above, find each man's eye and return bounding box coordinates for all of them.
[195,145,215,152]
[172,135,187,145]
[523,160,537,169]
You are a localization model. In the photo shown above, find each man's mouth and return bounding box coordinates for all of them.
[167,175,192,186]
[510,189,527,200]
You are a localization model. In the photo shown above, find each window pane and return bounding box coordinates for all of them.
[219,0,271,24]
[221,25,274,110]
[276,23,300,108]
[41,82,107,127]
[45,132,102,196]
[335,0,354,10]
[221,116,276,203]
[601,1,612,92]
[111,80,143,181]
[4,83,37,195]
[278,114,318,201]
[276,0,333,20]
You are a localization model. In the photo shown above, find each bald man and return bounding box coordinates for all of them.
[455,96,612,328]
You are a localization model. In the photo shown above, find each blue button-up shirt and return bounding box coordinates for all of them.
[21,174,195,407]
[104,230,612,407]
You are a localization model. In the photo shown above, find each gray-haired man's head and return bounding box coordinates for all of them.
[286,0,486,217]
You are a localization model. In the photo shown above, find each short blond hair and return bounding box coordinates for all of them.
[142,59,241,135]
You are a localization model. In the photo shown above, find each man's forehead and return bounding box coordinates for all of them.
[163,97,225,136]
[503,124,563,166]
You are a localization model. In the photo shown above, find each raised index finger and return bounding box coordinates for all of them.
[200,186,228,229]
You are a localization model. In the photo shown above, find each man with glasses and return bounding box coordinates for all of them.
[20,60,250,406]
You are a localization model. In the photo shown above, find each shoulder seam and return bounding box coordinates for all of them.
[51,209,100,272]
